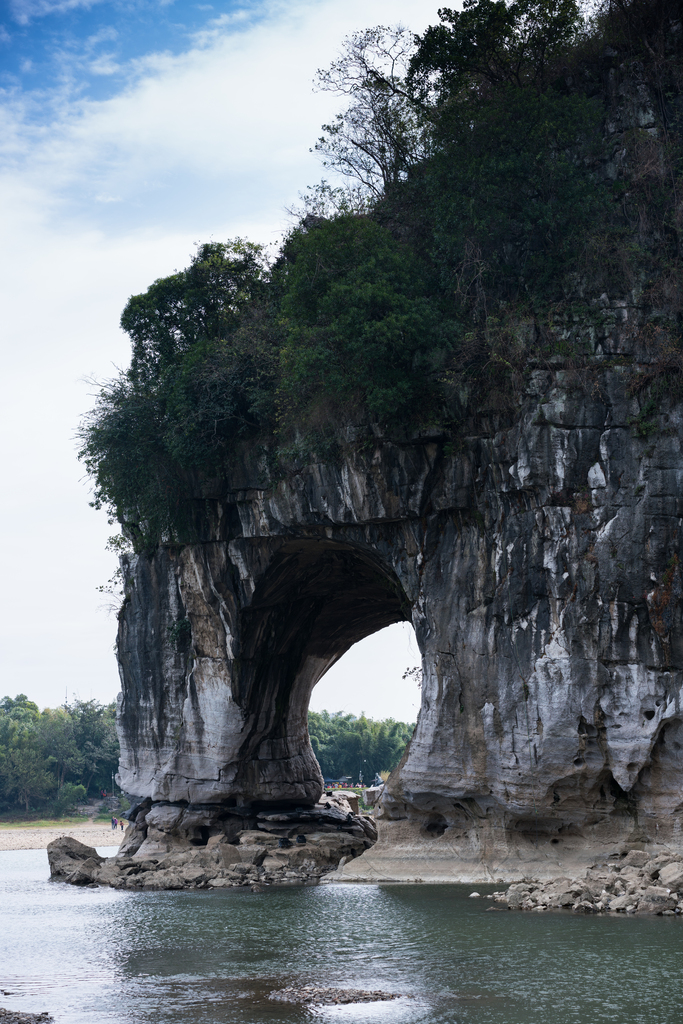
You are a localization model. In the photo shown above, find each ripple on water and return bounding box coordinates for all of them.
[0,850,681,1024]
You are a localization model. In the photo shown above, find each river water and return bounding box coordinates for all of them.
[1,848,681,1024]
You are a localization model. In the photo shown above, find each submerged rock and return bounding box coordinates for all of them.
[269,986,399,1005]
[0,1012,53,1023]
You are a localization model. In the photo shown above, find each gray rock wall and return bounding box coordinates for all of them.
[116,334,683,875]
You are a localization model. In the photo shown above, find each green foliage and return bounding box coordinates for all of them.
[629,395,660,438]
[0,741,55,812]
[124,240,266,380]
[277,215,445,421]
[0,695,120,815]
[0,696,54,811]
[307,709,414,781]
[0,694,40,723]
[78,0,683,547]
[627,340,683,438]
[80,246,280,547]
[408,0,584,98]
[51,783,87,817]
[592,0,683,62]
[167,618,192,651]
[68,699,120,795]
[416,86,607,303]
[38,708,83,789]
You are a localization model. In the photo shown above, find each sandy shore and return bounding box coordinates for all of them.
[0,821,124,852]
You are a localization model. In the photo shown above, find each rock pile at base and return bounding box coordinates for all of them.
[269,986,398,1005]
[47,793,377,891]
[0,1011,52,1023]
[493,850,683,915]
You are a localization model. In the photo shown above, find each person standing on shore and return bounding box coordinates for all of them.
[111,816,117,831]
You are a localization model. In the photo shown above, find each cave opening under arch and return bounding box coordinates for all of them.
[233,538,417,805]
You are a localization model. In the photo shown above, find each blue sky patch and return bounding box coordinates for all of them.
[1,0,263,106]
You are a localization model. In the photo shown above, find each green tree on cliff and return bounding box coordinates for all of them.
[407,0,583,99]
[123,240,267,380]
[78,0,681,549]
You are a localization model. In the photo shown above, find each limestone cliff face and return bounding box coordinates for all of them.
[116,317,683,876]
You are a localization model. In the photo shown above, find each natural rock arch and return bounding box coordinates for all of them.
[227,539,411,803]
[117,535,413,808]
[116,360,683,879]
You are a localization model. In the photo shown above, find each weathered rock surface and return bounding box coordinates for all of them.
[491,849,683,915]
[48,793,375,890]
[46,836,104,885]
[113,342,683,882]
[0,1011,53,1023]
[269,986,400,1005]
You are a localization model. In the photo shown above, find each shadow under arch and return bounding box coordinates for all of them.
[233,538,413,806]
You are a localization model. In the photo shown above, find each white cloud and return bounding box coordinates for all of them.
[9,0,108,26]
[86,25,118,44]
[6,0,433,228]
[0,0,434,712]
[89,53,121,74]
[188,4,266,47]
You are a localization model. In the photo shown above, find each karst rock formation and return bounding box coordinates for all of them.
[112,330,683,882]
[61,22,683,888]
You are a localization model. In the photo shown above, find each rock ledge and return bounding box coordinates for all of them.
[47,793,376,890]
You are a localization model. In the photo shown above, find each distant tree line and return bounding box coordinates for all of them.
[308,710,414,783]
[0,694,119,816]
[0,694,413,814]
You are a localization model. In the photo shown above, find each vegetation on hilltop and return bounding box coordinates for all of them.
[79,0,683,550]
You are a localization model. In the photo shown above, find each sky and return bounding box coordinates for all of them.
[0,0,431,720]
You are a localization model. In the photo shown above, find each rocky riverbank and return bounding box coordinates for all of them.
[491,849,683,915]
[47,793,377,890]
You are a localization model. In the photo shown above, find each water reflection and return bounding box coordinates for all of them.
[1,849,680,1024]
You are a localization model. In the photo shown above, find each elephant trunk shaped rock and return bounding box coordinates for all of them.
[113,361,683,884]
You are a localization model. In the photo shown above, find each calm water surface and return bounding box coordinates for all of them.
[1,848,681,1024]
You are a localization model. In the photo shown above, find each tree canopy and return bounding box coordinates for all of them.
[407,0,583,98]
[0,696,119,815]
[307,711,414,782]
[79,0,683,550]
[123,240,266,381]
[278,216,442,421]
